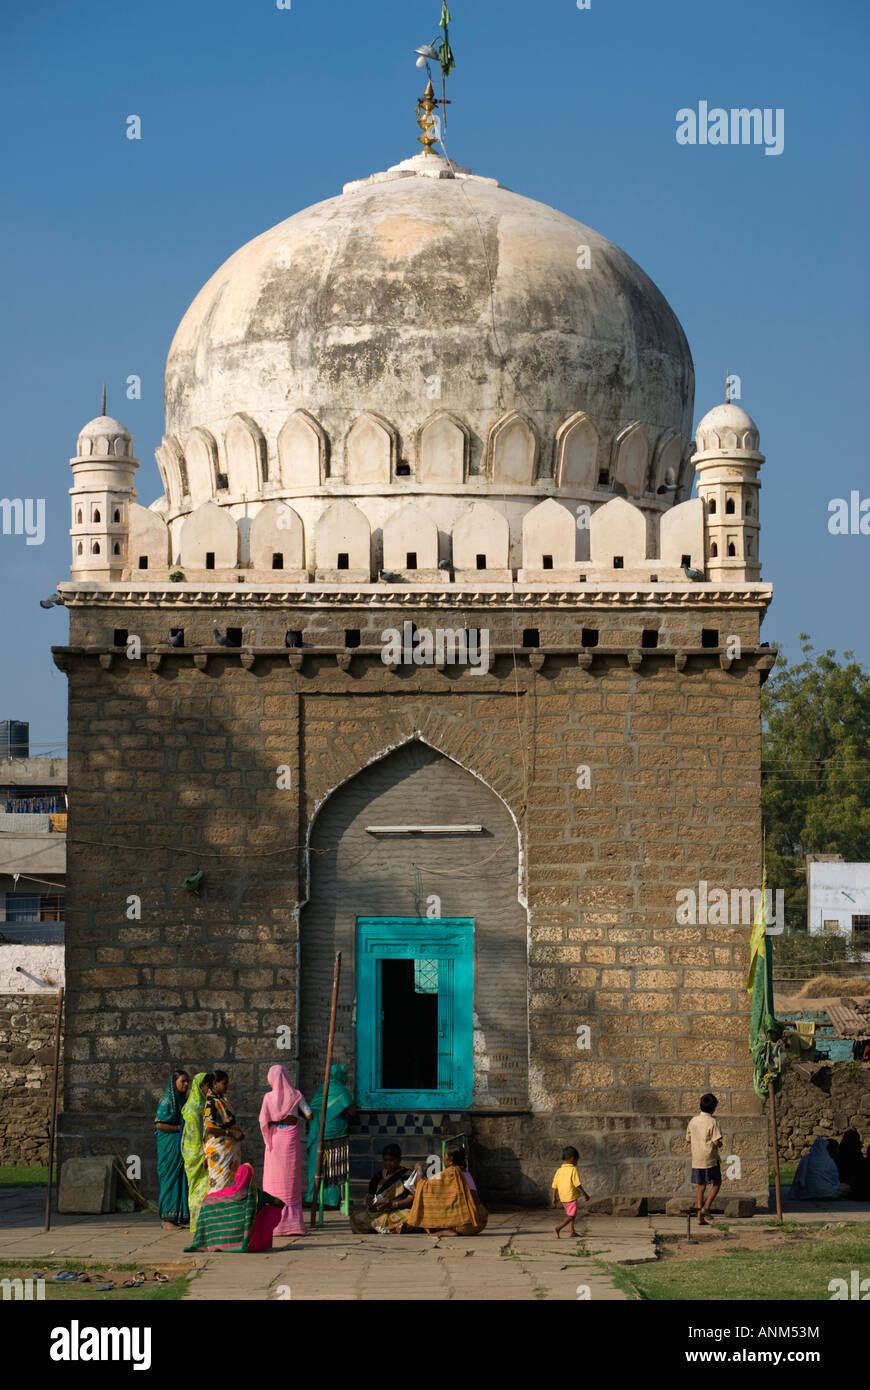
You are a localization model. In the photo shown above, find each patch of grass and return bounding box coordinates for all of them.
[768,1163,797,1187]
[0,1165,51,1188]
[0,1258,193,1302]
[596,1231,868,1301]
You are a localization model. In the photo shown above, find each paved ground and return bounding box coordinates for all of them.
[2,1189,867,1301]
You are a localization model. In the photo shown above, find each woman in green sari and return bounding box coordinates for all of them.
[154,1069,190,1229]
[304,1063,355,1207]
[181,1071,213,1239]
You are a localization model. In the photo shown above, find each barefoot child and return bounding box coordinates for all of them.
[686,1092,724,1225]
[551,1145,589,1238]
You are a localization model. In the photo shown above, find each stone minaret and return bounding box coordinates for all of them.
[691,402,764,582]
[69,405,138,582]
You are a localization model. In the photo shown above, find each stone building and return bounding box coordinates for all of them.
[52,139,775,1206]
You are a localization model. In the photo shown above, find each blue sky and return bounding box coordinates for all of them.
[1,0,867,750]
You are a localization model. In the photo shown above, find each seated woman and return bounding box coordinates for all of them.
[348,1144,415,1234]
[185,1163,283,1253]
[790,1136,843,1200]
[405,1145,488,1236]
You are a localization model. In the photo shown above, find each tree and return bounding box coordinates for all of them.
[762,635,870,932]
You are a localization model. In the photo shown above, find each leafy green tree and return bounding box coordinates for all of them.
[762,635,870,932]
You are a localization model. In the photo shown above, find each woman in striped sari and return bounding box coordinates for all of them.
[185,1163,283,1253]
[181,1071,213,1239]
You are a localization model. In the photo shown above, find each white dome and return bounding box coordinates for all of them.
[161,150,694,510]
[694,403,760,455]
[75,415,134,460]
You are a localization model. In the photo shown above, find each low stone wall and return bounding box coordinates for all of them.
[0,993,63,1165]
[768,1063,870,1161]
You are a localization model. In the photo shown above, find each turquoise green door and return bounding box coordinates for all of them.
[356,917,473,1108]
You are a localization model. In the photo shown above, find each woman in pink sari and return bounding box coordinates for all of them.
[259,1064,313,1236]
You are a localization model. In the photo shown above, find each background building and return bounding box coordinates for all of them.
[807,855,870,952]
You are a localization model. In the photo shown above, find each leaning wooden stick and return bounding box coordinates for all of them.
[309,951,342,1227]
[44,986,64,1233]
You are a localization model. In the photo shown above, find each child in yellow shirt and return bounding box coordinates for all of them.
[551,1145,589,1238]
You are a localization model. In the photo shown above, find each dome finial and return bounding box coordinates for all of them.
[101,381,107,417]
[725,369,731,406]
[413,4,455,149]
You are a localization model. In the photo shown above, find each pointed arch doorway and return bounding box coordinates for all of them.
[299,741,528,1112]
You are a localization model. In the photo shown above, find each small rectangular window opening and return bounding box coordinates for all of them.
[542,554,554,570]
[701,628,719,649]
[272,552,283,569]
[522,628,540,648]
[406,552,418,569]
[345,629,361,648]
[225,628,243,648]
[681,554,691,568]
[641,629,659,649]
[337,552,349,570]
[598,469,610,486]
[613,556,624,569]
[113,629,128,648]
[205,552,215,570]
[137,556,148,570]
[581,628,599,648]
[476,554,486,570]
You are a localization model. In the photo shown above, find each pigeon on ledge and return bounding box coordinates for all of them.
[39,593,62,609]
[681,562,706,582]
[379,571,404,583]
[168,631,185,648]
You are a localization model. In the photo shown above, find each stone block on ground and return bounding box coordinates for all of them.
[612,1195,647,1217]
[58,1156,117,1214]
[583,1196,614,1215]
[721,1196,757,1218]
[665,1196,694,1215]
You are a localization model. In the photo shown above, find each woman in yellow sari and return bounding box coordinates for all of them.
[181,1071,213,1239]
[405,1146,488,1236]
[203,1070,244,1191]
[348,1144,415,1234]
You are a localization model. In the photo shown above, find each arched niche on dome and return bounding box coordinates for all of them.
[180,500,238,571]
[277,410,327,487]
[314,500,371,580]
[521,498,576,574]
[345,413,395,486]
[155,435,189,510]
[555,412,599,489]
[611,422,649,496]
[418,413,467,486]
[225,413,267,495]
[649,430,682,494]
[487,412,538,486]
[249,502,305,573]
[185,428,220,502]
[589,496,647,571]
[660,497,704,574]
[383,503,439,572]
[127,503,170,576]
[452,502,510,577]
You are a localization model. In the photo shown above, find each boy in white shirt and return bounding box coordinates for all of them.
[686,1092,724,1225]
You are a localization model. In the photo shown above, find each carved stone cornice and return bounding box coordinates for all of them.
[54,582,774,611]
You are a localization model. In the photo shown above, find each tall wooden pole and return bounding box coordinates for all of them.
[309,952,341,1227]
[768,1080,783,1223]
[44,986,64,1233]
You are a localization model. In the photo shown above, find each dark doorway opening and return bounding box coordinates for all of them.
[379,958,438,1090]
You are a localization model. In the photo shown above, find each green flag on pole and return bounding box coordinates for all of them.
[747,869,784,1100]
[438,4,455,78]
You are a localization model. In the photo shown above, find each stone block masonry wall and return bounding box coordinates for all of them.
[769,1064,870,1162]
[57,597,770,1202]
[0,993,63,1164]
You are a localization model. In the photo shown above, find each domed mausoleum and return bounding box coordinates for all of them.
[54,130,774,1209]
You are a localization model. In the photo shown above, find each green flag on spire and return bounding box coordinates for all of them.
[747,869,784,1100]
[438,4,455,78]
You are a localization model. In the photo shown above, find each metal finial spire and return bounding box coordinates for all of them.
[413,4,455,147]
[725,370,731,406]
[101,381,107,417]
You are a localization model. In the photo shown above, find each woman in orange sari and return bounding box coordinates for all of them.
[405,1145,488,1236]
